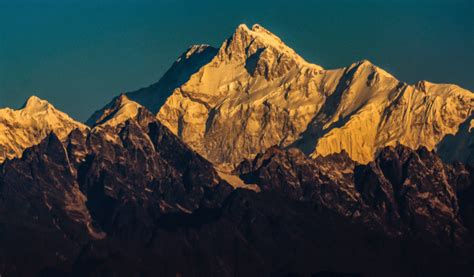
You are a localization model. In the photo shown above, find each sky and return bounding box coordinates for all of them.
[0,0,473,121]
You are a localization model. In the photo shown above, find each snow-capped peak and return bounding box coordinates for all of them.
[87,94,144,128]
[0,96,87,163]
[21,95,53,112]
[155,23,474,167]
[233,23,281,43]
[217,23,322,72]
[89,23,474,168]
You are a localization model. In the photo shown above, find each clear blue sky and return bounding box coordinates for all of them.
[0,0,473,121]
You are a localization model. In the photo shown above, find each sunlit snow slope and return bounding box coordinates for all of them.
[0,96,88,163]
[90,24,474,168]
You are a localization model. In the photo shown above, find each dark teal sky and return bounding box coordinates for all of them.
[1,0,473,121]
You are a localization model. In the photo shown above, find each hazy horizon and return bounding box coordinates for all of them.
[1,0,473,121]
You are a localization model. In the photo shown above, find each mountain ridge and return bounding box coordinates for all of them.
[1,118,473,275]
[3,23,473,169]
[1,22,474,277]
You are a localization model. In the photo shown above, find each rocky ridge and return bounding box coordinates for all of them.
[1,116,473,275]
[236,145,473,247]
[0,108,234,275]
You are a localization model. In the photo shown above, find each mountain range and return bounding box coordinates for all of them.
[91,23,474,170]
[1,24,474,276]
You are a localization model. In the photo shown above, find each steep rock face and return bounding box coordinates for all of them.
[80,111,232,232]
[78,122,231,242]
[0,133,102,274]
[0,96,88,163]
[236,145,472,247]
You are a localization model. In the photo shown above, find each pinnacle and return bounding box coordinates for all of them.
[236,23,250,32]
[22,95,51,111]
[117,93,131,104]
[183,44,214,59]
[233,23,276,39]
[251,24,262,30]
[251,24,272,35]
[24,95,44,105]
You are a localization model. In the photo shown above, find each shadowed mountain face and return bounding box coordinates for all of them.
[236,146,473,247]
[0,112,233,276]
[1,107,474,276]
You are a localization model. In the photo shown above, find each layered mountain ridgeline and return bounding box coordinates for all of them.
[0,109,233,276]
[0,115,473,275]
[2,24,472,170]
[0,22,473,276]
[90,23,474,169]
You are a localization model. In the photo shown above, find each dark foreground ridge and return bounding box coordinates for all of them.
[0,110,473,276]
